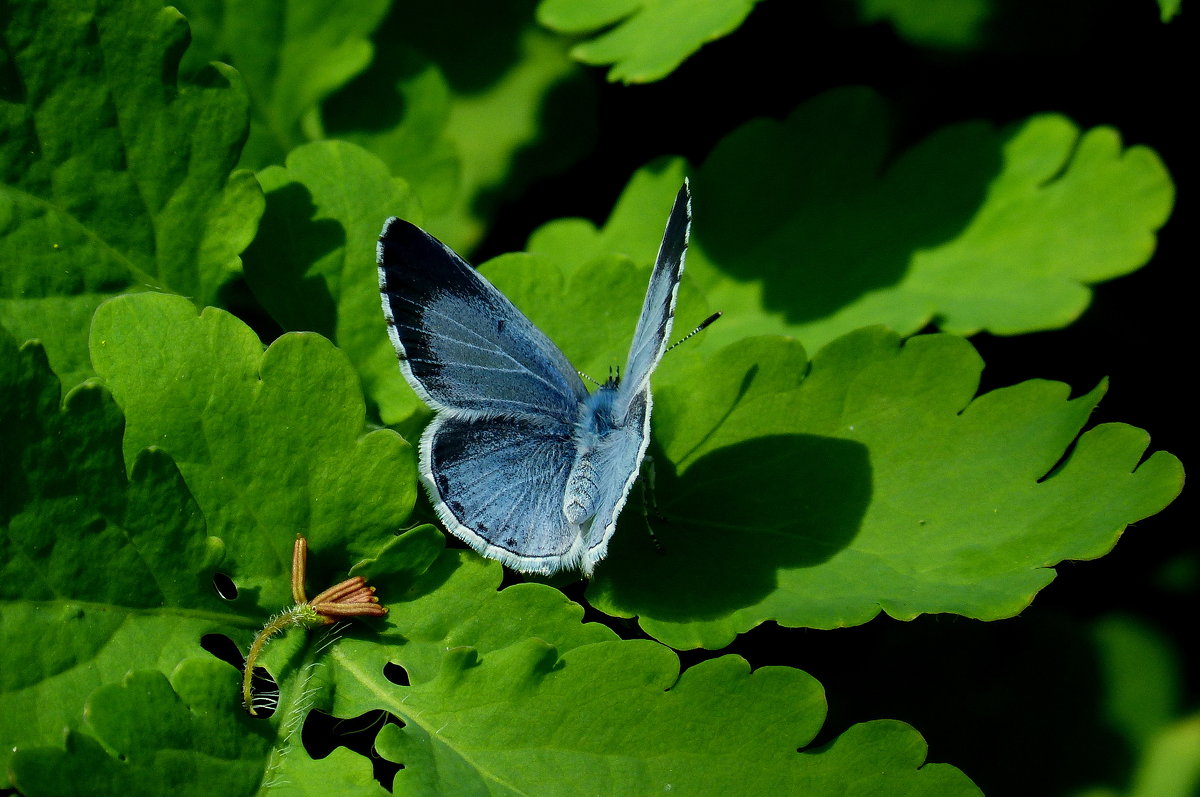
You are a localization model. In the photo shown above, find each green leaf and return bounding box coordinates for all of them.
[0,0,263,388]
[1092,614,1181,751]
[537,0,763,83]
[529,88,1175,350]
[423,246,1182,649]
[88,292,417,606]
[0,327,237,787]
[174,0,392,170]
[5,308,982,793]
[574,328,1183,648]
[242,140,423,426]
[9,661,271,797]
[364,638,979,795]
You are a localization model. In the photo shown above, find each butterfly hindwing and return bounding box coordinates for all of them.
[423,414,585,573]
[579,389,651,570]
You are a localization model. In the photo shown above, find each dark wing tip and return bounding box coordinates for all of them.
[657,181,692,267]
[377,217,467,280]
[378,216,425,245]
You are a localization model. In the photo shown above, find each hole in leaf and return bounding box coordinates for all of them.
[302,708,404,790]
[383,662,410,686]
[200,633,278,717]
[212,572,238,599]
[200,633,242,668]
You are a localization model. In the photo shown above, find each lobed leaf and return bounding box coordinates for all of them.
[9,662,271,797]
[242,140,423,426]
[528,88,1175,350]
[369,640,980,795]
[537,0,763,83]
[0,0,263,387]
[0,327,239,786]
[174,0,392,170]
[437,223,1185,649]
[89,293,417,606]
[590,329,1182,647]
[4,319,978,792]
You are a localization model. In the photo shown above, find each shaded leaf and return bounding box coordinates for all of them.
[242,141,422,426]
[89,293,417,606]
[529,88,1174,351]
[0,0,263,386]
[0,327,236,786]
[537,0,763,83]
[1158,0,1183,22]
[174,0,392,170]
[579,328,1182,647]
[854,0,993,49]
[9,662,271,797]
[1092,614,1182,751]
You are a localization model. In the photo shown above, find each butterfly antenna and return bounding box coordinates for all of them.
[578,370,602,387]
[665,312,722,354]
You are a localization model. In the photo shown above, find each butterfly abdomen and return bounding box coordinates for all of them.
[564,386,628,524]
[563,450,599,524]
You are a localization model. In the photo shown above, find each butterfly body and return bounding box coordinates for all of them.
[379,183,690,576]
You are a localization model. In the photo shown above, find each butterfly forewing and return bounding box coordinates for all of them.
[378,218,587,424]
[617,182,691,420]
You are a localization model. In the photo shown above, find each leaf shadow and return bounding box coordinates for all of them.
[697,89,1008,326]
[242,180,343,339]
[599,432,871,624]
[324,0,536,134]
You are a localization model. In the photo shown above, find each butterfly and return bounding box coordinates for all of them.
[377,182,691,576]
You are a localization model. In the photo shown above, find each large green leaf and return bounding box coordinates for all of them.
[0,327,235,787]
[89,293,417,605]
[174,0,392,170]
[589,329,1182,647]
[418,243,1183,649]
[0,0,263,388]
[4,316,978,794]
[370,641,979,795]
[537,0,763,83]
[529,88,1174,351]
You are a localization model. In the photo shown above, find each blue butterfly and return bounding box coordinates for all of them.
[377,182,691,576]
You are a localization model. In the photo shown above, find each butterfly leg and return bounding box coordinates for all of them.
[639,456,666,555]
